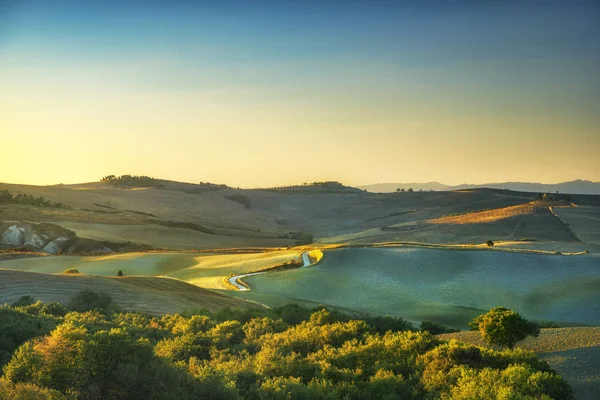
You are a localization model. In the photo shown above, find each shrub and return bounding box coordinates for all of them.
[62,268,80,274]
[117,270,124,276]
[0,378,65,400]
[0,300,572,399]
[0,307,58,367]
[469,307,540,350]
[11,296,36,308]
[420,320,459,334]
[67,291,117,315]
[3,324,202,399]
[486,240,494,247]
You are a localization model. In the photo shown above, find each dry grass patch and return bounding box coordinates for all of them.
[428,203,536,225]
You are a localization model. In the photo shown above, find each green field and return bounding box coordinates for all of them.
[236,248,600,328]
[0,250,303,289]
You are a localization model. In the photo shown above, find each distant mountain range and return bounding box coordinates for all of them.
[357,180,600,195]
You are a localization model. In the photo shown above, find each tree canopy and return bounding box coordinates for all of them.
[0,296,570,399]
[469,307,541,350]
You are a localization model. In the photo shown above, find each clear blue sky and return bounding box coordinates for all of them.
[1,1,599,186]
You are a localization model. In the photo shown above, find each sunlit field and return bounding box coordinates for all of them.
[0,250,303,289]
[237,248,600,328]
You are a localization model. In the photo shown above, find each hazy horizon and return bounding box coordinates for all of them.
[2,1,599,187]
[1,174,598,189]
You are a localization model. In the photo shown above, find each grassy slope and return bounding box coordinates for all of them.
[53,222,292,250]
[321,202,582,247]
[0,269,261,315]
[4,182,596,251]
[0,182,294,248]
[553,206,600,245]
[439,328,600,400]
[236,248,600,327]
[245,189,532,238]
[0,250,303,290]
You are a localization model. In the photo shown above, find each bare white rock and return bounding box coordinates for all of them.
[42,237,70,254]
[1,225,25,246]
[24,232,48,249]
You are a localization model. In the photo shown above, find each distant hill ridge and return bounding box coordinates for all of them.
[358,179,600,195]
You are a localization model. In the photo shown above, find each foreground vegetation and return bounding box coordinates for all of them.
[0,294,573,399]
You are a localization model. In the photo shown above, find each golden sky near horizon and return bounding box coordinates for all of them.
[1,1,599,187]
[1,73,600,187]
[2,80,598,187]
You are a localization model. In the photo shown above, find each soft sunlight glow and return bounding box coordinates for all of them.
[1,1,598,186]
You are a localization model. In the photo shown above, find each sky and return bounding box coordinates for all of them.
[1,0,599,187]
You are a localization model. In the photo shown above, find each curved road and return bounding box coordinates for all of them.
[228,251,313,291]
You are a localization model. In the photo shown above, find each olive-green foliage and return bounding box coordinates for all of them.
[0,299,571,400]
[67,290,119,315]
[469,307,541,350]
[11,296,36,308]
[3,323,201,399]
[0,189,70,208]
[0,377,66,400]
[0,307,58,368]
[18,301,68,318]
[420,320,459,335]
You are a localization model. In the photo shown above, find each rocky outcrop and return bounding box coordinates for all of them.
[0,222,112,254]
[42,237,71,254]
[1,225,25,246]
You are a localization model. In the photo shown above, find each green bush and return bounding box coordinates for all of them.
[0,378,66,400]
[420,320,459,334]
[0,300,571,399]
[10,296,36,308]
[0,307,58,367]
[469,307,540,350]
[67,290,118,315]
[62,268,80,274]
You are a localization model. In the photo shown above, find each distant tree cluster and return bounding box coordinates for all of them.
[0,296,572,399]
[0,189,70,209]
[261,181,361,194]
[198,181,229,189]
[101,174,164,188]
[396,188,414,192]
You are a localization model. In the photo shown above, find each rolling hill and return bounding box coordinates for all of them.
[0,268,261,315]
[359,179,600,195]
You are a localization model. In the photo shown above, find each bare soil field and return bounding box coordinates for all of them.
[439,328,600,400]
[0,269,260,315]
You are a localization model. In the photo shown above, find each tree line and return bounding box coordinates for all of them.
[0,292,571,399]
[101,175,165,188]
[0,190,71,209]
